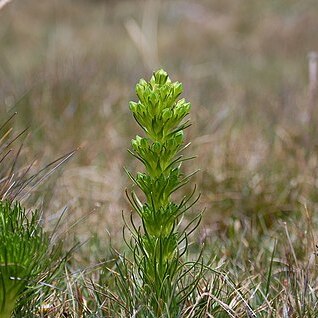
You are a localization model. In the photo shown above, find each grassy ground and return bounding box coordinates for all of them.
[1,0,318,316]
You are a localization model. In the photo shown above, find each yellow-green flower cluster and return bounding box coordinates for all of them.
[127,70,194,314]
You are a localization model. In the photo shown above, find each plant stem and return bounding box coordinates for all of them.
[0,296,16,318]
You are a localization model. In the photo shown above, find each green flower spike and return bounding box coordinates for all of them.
[126,69,200,316]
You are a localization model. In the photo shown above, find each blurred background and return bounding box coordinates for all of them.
[1,0,318,256]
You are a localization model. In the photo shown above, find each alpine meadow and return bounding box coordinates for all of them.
[1,1,318,317]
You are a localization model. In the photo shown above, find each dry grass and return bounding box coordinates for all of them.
[0,0,12,11]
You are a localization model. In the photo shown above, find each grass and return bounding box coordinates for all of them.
[1,0,318,316]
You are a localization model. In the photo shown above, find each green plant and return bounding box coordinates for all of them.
[0,200,62,318]
[120,69,201,316]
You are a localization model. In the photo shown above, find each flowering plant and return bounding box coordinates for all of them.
[125,69,201,316]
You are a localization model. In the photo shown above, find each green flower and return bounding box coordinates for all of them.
[126,69,198,315]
